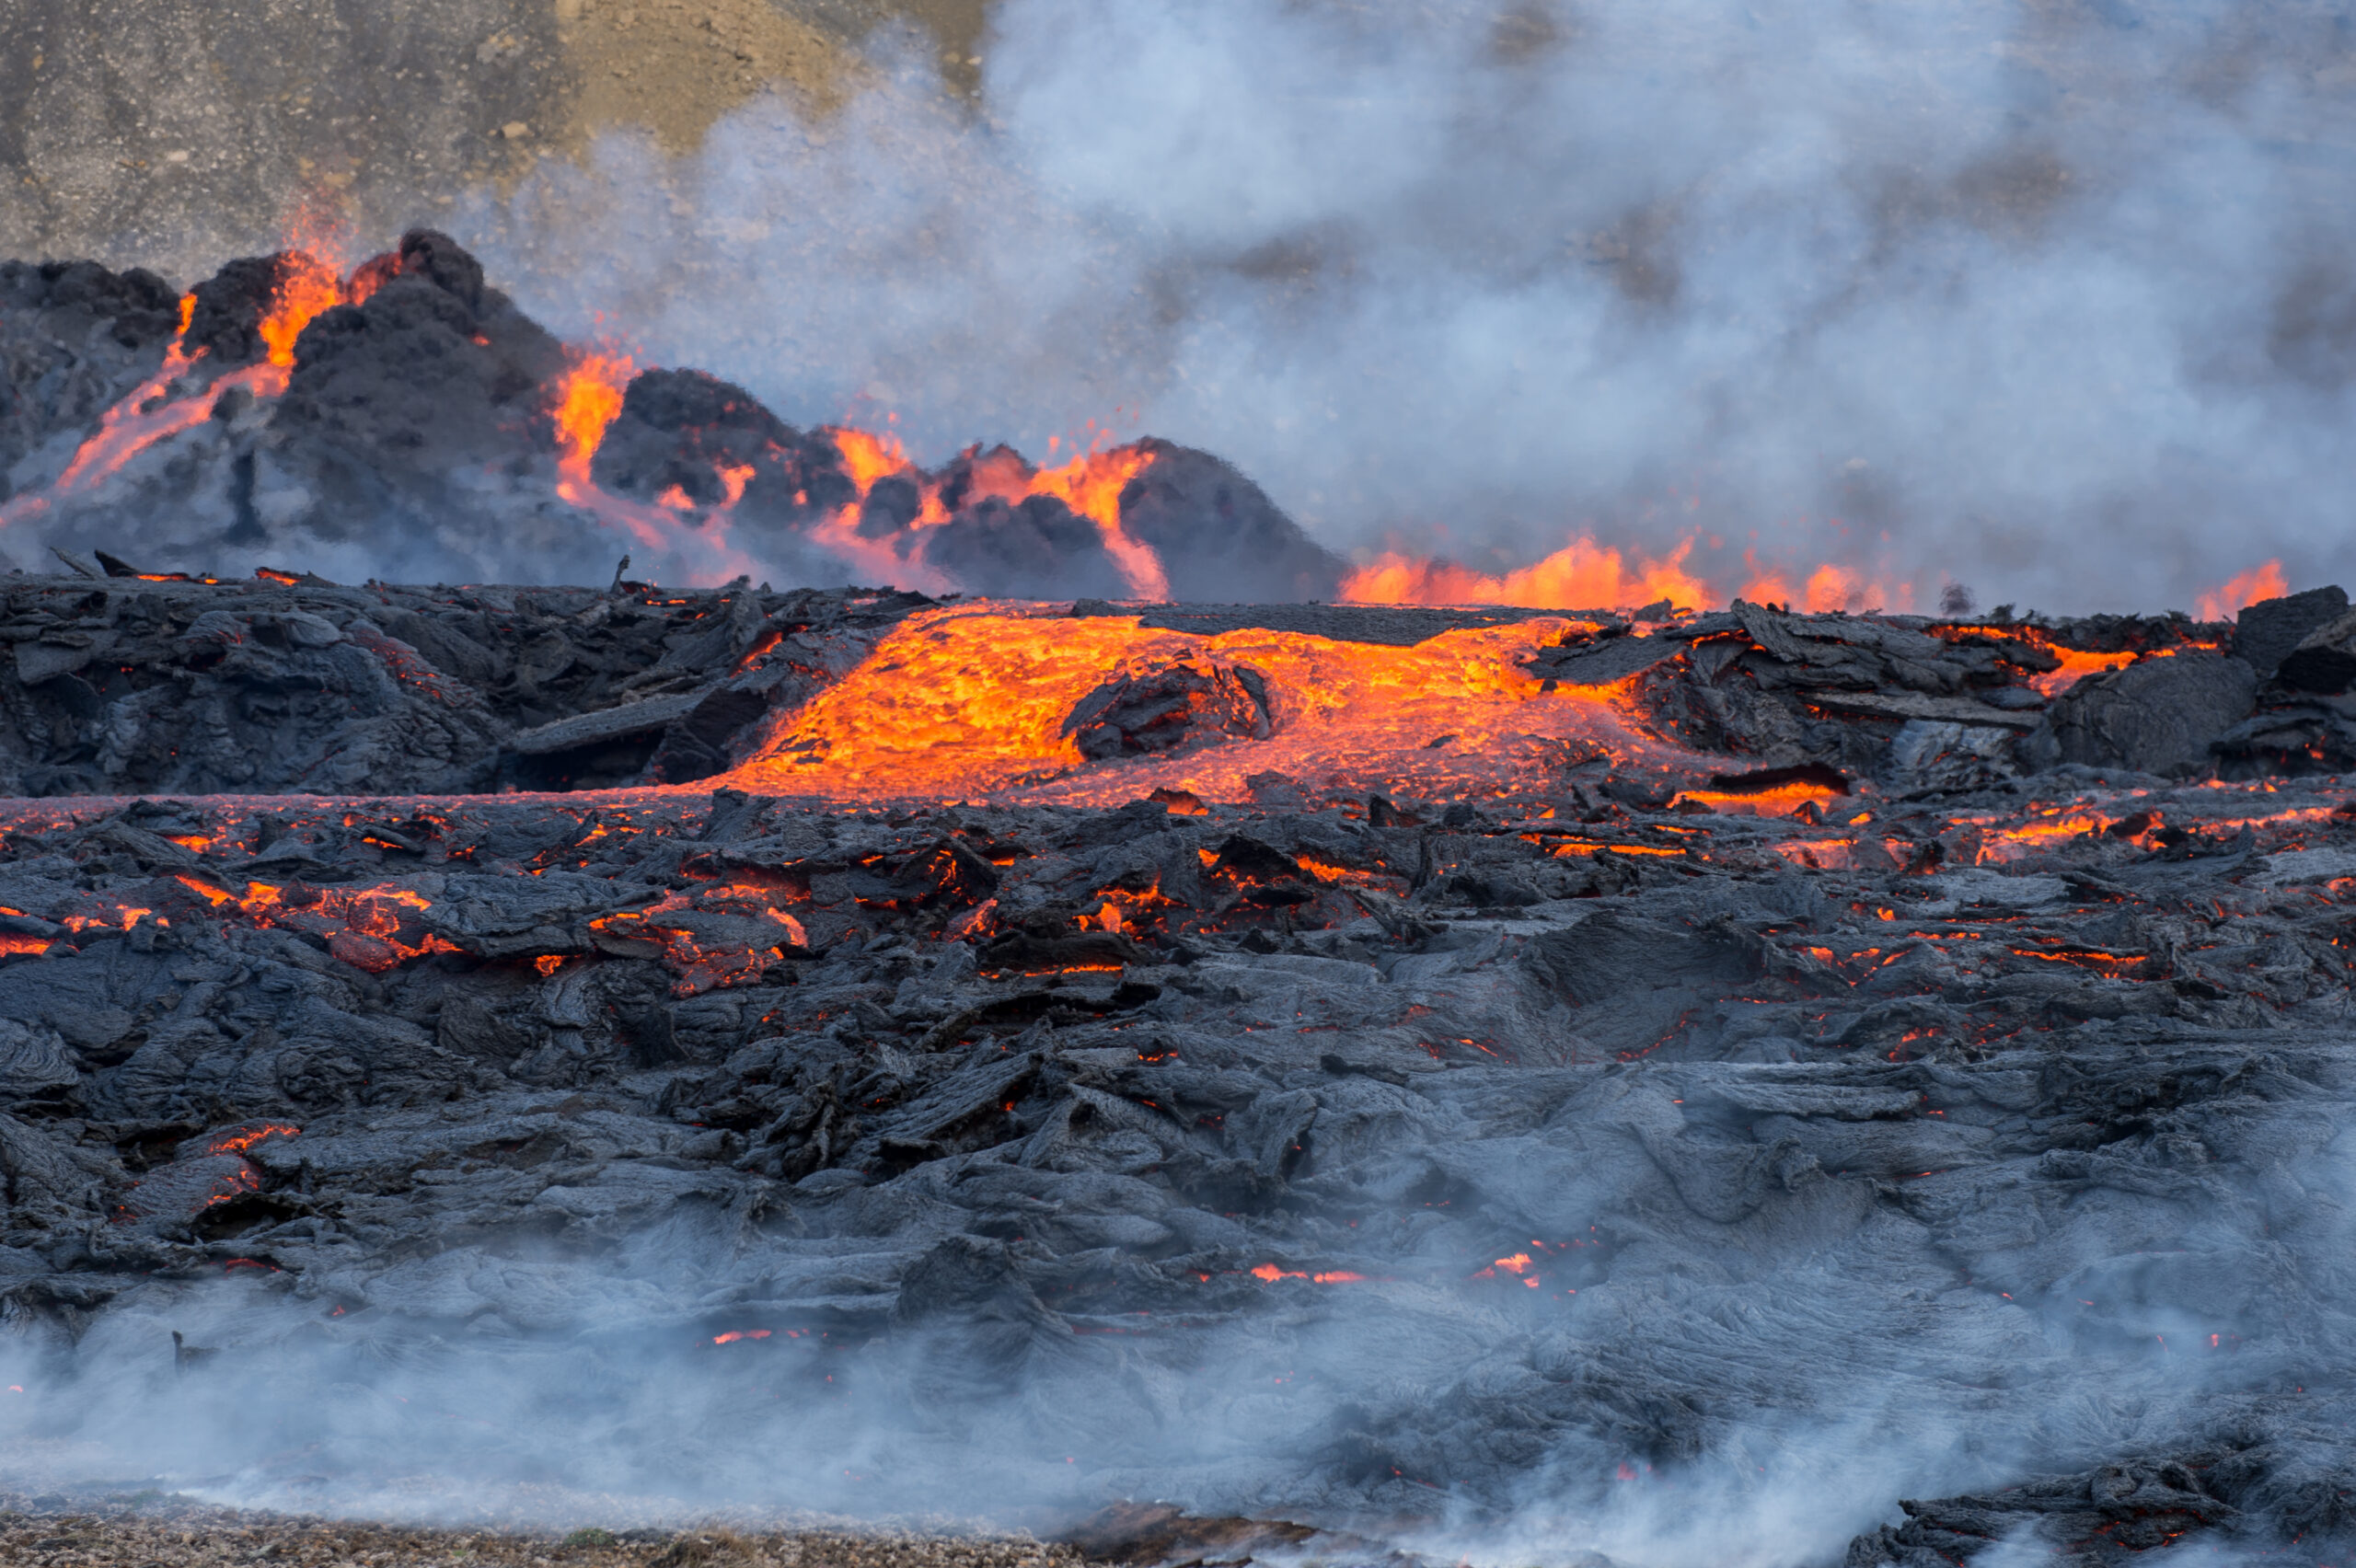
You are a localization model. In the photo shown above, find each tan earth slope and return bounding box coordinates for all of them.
[0,0,989,282]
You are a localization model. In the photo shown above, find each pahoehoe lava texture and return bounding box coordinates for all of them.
[0,592,2350,1565]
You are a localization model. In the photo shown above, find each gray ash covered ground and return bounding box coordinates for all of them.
[0,1485,1087,1567]
[0,587,2351,1565]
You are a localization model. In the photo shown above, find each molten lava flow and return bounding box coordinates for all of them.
[2196,560,2288,622]
[1672,778,1846,818]
[2027,646,2140,697]
[722,604,1680,807]
[1931,622,2205,697]
[1343,536,1709,613]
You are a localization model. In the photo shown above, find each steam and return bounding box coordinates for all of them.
[458,0,2356,615]
[4,1044,2339,1564]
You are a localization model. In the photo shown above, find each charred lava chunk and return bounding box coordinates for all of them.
[1062,661,1274,759]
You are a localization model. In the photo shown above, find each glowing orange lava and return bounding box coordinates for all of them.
[1738,562,1909,615]
[1343,536,1708,613]
[257,251,345,370]
[552,351,636,491]
[547,350,764,582]
[1670,779,1845,818]
[1249,1264,1365,1284]
[0,241,362,527]
[721,604,1675,807]
[2196,560,2288,622]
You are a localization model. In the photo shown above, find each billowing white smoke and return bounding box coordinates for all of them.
[464,0,2356,615]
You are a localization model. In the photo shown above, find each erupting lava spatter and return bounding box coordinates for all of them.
[2197,559,2290,622]
[1340,535,1919,615]
[1736,560,1910,615]
[0,223,2312,623]
[547,349,766,582]
[1343,536,1712,613]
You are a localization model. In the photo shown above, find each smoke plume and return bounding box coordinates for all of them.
[459,0,2356,613]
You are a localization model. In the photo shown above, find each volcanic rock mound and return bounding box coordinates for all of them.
[0,232,1345,600]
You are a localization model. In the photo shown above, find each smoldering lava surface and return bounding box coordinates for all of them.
[0,588,2352,1566]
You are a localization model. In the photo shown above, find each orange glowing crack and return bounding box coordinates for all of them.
[209,1123,300,1155]
[1248,1264,1366,1284]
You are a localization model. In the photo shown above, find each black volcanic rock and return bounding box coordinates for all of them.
[4,232,1361,598]
[2030,649,2260,775]
[920,493,1131,600]
[1118,439,1345,603]
[0,259,184,496]
[592,367,856,522]
[0,259,180,349]
[1062,660,1272,759]
[2235,585,2350,679]
[276,276,553,478]
[390,227,488,314]
[0,578,926,797]
[2280,609,2356,695]
[0,758,2351,1542]
[182,251,306,367]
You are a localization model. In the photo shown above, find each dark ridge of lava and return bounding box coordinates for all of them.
[0,572,2346,800]
[0,590,2349,1565]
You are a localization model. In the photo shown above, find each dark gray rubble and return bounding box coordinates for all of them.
[0,574,935,797]
[0,747,2348,1564]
